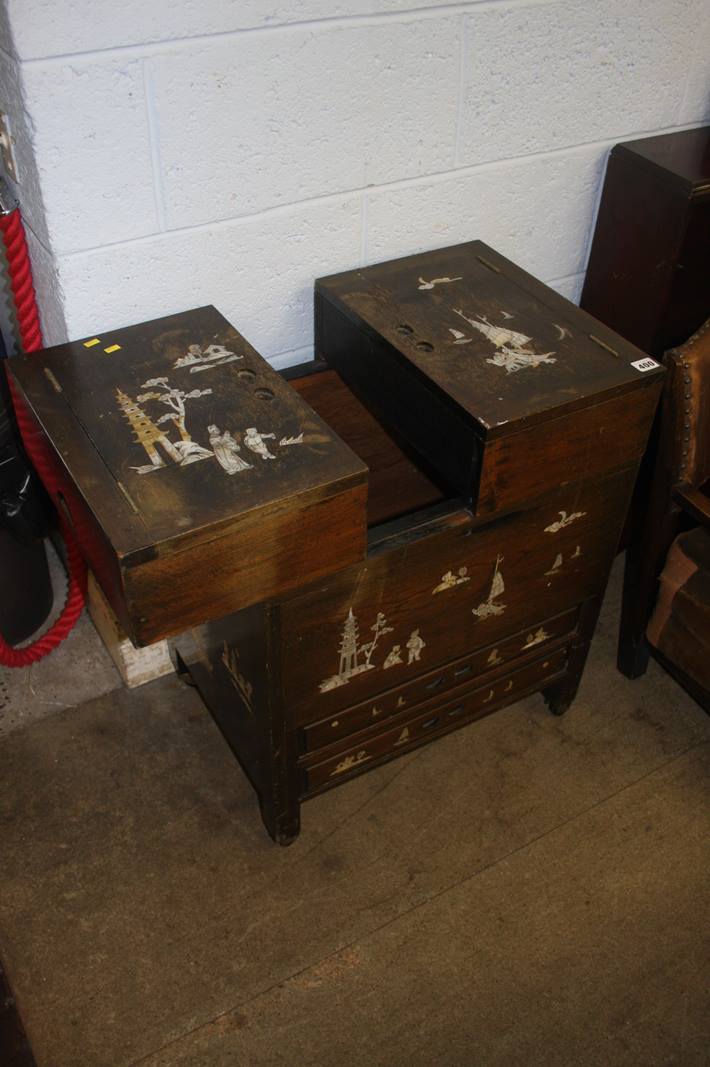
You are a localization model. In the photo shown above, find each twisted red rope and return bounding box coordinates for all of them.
[0,207,87,667]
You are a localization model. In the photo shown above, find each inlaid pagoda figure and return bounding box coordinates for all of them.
[339,608,360,676]
[319,608,393,692]
[116,388,183,474]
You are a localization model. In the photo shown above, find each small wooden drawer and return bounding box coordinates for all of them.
[303,646,568,793]
[301,605,577,752]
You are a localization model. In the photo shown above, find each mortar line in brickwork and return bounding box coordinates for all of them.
[453,14,467,168]
[359,193,368,266]
[142,60,167,232]
[19,0,555,66]
[59,119,708,261]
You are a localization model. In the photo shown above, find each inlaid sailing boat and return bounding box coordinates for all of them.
[452,308,556,374]
[471,555,506,618]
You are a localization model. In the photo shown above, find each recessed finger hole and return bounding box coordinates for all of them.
[237,368,256,381]
[396,324,414,335]
[416,341,434,352]
[255,387,275,401]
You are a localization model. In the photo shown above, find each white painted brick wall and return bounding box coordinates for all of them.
[1,0,708,361]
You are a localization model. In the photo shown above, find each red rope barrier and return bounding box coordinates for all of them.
[0,206,87,667]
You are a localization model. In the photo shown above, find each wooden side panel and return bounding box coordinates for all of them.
[125,482,367,645]
[580,148,688,356]
[316,291,479,496]
[173,602,271,797]
[662,195,710,356]
[174,602,302,844]
[476,381,661,516]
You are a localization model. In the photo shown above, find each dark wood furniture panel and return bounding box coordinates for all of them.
[581,126,710,359]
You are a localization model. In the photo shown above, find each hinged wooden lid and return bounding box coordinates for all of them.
[10,307,368,643]
[316,240,664,441]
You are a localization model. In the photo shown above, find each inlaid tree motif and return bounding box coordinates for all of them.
[360,612,394,668]
[137,377,212,443]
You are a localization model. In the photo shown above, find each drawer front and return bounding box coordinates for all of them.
[303,647,567,793]
[302,605,577,752]
[475,383,659,517]
[283,465,634,724]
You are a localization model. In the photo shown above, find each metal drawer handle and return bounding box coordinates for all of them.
[448,705,464,717]
[426,676,444,690]
[422,716,439,730]
[453,665,471,677]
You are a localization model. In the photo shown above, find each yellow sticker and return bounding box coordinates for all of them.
[104,344,121,353]
[83,338,101,347]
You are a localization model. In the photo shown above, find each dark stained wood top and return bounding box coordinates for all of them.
[9,307,367,562]
[614,126,710,193]
[316,241,664,442]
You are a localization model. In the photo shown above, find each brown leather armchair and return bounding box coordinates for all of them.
[618,318,710,709]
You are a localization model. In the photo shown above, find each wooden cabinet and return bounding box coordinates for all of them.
[9,243,663,844]
[581,126,710,358]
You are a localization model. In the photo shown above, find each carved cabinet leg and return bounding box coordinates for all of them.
[617,511,679,679]
[259,797,301,847]
[543,596,602,716]
[542,678,579,717]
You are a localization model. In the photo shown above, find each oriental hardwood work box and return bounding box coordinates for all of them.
[9,242,664,844]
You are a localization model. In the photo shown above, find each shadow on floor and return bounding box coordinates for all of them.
[0,563,708,1066]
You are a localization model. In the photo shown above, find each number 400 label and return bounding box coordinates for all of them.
[631,357,661,372]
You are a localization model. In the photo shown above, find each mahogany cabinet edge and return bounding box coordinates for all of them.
[118,463,369,567]
[122,481,369,646]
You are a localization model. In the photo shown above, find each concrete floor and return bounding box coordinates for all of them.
[0,563,708,1067]
[0,543,120,740]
